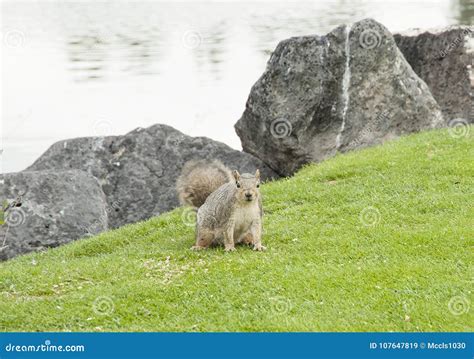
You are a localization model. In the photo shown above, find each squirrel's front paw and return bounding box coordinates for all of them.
[224,246,236,252]
[253,244,267,251]
[191,245,206,251]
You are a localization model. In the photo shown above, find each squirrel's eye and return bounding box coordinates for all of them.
[236,182,241,188]
[256,183,260,188]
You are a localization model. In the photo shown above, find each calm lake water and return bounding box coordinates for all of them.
[1,0,472,173]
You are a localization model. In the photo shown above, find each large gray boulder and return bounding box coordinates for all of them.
[0,170,108,261]
[28,124,278,228]
[394,26,473,124]
[235,18,444,176]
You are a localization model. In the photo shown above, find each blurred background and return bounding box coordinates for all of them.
[1,0,472,173]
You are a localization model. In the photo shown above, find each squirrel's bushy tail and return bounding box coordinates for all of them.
[176,159,233,208]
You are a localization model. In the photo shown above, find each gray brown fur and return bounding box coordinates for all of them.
[193,170,265,252]
[176,159,233,208]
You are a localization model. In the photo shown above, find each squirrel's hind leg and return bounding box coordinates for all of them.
[191,229,214,251]
[239,233,254,246]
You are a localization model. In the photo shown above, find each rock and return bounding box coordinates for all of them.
[394,26,473,124]
[0,170,108,261]
[27,124,278,228]
[235,18,444,176]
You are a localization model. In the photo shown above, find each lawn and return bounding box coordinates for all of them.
[0,128,472,332]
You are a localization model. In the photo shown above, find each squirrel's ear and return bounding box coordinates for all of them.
[255,169,260,181]
[232,170,241,181]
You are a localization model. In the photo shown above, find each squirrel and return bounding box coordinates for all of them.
[176,160,265,252]
[193,169,265,252]
[176,159,233,208]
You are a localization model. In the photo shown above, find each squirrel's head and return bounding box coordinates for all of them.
[232,169,260,203]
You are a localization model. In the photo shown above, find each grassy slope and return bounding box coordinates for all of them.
[0,128,472,332]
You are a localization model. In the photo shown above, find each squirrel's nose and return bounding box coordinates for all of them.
[245,193,252,199]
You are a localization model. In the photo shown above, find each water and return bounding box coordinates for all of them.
[1,0,472,173]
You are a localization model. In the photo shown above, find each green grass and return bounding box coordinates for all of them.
[1,128,473,332]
